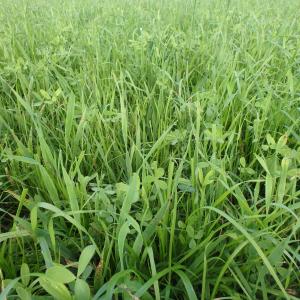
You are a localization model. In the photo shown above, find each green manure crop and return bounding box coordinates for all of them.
[0,0,299,298]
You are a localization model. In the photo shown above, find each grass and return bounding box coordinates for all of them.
[0,0,299,298]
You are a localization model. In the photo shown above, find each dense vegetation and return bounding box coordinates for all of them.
[0,0,299,299]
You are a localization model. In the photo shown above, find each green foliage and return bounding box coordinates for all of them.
[0,0,299,299]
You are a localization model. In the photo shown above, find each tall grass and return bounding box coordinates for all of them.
[0,0,299,298]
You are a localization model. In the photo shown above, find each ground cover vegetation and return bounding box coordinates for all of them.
[0,0,300,298]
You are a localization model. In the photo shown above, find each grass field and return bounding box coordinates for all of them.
[0,0,300,298]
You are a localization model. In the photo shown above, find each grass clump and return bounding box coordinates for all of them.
[0,0,299,299]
